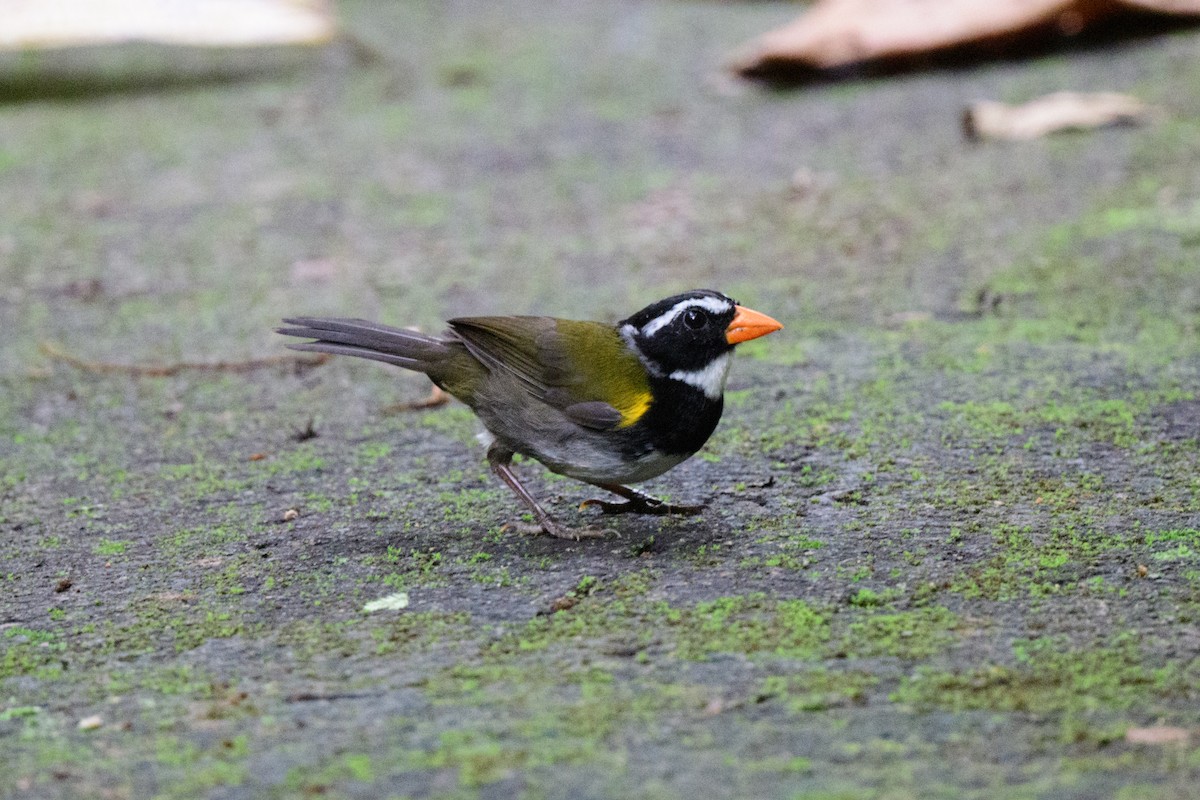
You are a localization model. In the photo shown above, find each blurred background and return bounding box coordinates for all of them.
[6,0,1195,372]
[3,2,1200,798]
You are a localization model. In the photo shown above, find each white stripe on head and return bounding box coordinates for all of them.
[668,352,731,400]
[620,322,663,376]
[640,296,732,337]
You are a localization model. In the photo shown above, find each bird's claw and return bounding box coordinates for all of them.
[500,521,610,540]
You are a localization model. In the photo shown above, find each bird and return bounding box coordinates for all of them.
[277,290,782,539]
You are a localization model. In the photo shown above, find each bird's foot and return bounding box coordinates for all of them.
[580,496,706,517]
[501,520,611,540]
[489,450,610,540]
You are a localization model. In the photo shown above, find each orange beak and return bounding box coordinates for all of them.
[725,305,783,345]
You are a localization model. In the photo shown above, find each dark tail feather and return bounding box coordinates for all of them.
[277,317,451,373]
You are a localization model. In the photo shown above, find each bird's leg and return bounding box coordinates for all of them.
[487,445,606,540]
[580,483,706,516]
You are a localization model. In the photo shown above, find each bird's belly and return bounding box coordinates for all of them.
[471,373,704,486]
[482,423,691,485]
[545,447,691,486]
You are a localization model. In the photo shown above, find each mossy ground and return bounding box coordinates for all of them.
[3,2,1200,798]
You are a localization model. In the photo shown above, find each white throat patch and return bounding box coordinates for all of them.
[669,352,731,400]
[641,296,732,338]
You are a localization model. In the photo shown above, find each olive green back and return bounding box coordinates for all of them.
[447,316,653,428]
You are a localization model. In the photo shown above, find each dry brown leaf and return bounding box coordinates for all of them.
[964,91,1159,141]
[731,0,1200,79]
[0,0,335,51]
[382,385,451,413]
[1125,725,1191,744]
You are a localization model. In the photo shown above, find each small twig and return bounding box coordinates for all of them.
[292,417,319,442]
[39,341,329,376]
[382,385,450,413]
[286,691,382,703]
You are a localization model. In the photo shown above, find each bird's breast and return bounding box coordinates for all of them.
[635,378,725,457]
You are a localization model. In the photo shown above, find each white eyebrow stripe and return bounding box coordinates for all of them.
[640,296,731,337]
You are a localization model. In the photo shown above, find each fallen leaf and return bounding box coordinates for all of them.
[0,0,335,50]
[363,592,410,613]
[549,595,579,612]
[77,714,103,731]
[730,0,1200,80]
[964,92,1158,141]
[1125,725,1190,744]
[382,385,451,413]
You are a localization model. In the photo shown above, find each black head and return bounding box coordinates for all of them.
[620,290,740,376]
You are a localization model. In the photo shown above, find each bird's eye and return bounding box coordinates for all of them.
[682,308,707,329]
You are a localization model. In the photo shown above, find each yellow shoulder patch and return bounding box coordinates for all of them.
[615,390,653,428]
[554,320,655,429]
